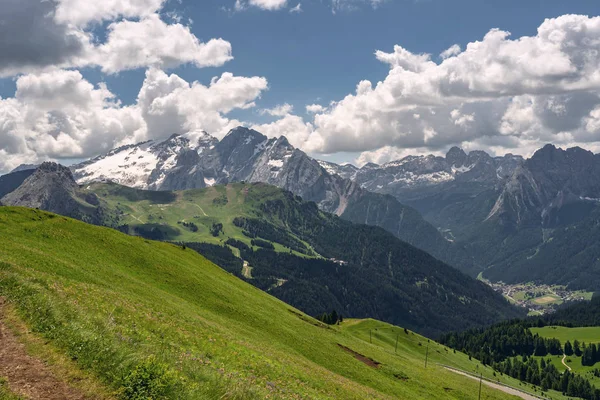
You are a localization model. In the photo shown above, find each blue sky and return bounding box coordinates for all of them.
[23,0,598,113]
[1,0,600,171]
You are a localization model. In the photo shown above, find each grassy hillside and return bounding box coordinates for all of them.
[85,182,316,256]
[76,182,522,337]
[345,320,575,400]
[0,207,519,399]
[531,327,600,345]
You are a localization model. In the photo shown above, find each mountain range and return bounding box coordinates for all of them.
[0,163,521,336]
[324,144,600,290]
[5,126,600,291]
[66,127,472,271]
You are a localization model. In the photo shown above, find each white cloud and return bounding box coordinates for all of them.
[54,0,165,26]
[306,104,326,113]
[440,44,461,59]
[0,69,268,173]
[294,14,600,160]
[252,114,314,149]
[290,3,302,13]
[0,69,145,172]
[138,68,269,139]
[260,103,294,116]
[233,0,288,11]
[94,15,233,73]
[250,0,288,10]
[0,1,232,77]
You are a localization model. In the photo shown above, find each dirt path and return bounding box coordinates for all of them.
[192,204,208,216]
[562,354,572,371]
[444,367,543,400]
[0,298,89,400]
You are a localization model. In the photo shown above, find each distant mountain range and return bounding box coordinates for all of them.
[64,127,473,271]
[5,127,600,291]
[322,144,600,290]
[0,162,522,336]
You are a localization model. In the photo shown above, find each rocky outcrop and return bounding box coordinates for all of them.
[2,163,82,217]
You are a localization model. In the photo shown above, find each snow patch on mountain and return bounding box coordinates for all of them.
[268,159,284,168]
[75,142,160,189]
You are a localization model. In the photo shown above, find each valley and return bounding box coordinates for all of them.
[2,3,600,398]
[2,132,600,400]
[483,280,594,316]
[0,166,523,337]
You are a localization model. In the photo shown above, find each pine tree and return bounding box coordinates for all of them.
[574,340,582,356]
[565,340,574,356]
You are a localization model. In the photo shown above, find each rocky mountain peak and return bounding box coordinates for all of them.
[222,127,266,144]
[446,146,468,167]
[361,162,380,170]
[1,162,81,215]
[36,162,77,183]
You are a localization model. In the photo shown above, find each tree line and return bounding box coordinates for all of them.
[494,356,599,399]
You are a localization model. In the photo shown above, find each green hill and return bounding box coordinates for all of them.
[80,181,522,337]
[0,207,519,399]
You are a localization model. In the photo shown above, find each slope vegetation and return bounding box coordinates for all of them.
[77,181,521,336]
[0,207,517,399]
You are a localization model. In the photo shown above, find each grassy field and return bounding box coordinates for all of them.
[86,182,318,257]
[532,295,562,305]
[0,207,522,399]
[530,326,600,389]
[531,326,600,345]
[344,319,576,400]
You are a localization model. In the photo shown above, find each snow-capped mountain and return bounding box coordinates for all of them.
[70,127,472,271]
[322,143,600,290]
[73,132,218,190]
[343,147,524,198]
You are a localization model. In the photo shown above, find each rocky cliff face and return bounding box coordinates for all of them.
[2,163,83,217]
[487,145,600,228]
[69,127,471,270]
[348,147,524,201]
[325,143,600,288]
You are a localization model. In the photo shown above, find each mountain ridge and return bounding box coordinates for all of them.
[0,164,523,337]
[67,127,473,271]
[323,144,600,289]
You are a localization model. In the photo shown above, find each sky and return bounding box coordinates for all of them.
[1,0,600,173]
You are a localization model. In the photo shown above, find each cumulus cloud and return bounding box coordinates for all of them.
[0,69,268,173]
[54,0,165,27]
[260,103,294,116]
[440,44,461,59]
[94,15,232,73]
[290,14,600,162]
[252,114,314,149]
[0,69,145,172]
[0,0,232,77]
[138,68,269,139]
[0,0,90,77]
[306,104,326,113]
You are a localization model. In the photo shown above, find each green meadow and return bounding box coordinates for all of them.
[531,327,600,345]
[86,182,318,256]
[0,207,522,399]
[530,326,600,388]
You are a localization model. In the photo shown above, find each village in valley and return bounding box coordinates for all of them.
[482,280,594,316]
